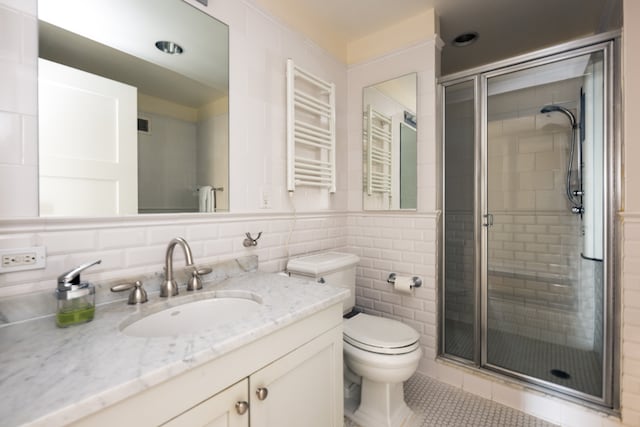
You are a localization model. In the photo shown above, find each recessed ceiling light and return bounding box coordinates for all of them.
[155,41,184,55]
[452,32,479,47]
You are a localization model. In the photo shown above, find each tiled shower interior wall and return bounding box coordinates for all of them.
[486,118,594,349]
[486,80,600,351]
[444,78,600,352]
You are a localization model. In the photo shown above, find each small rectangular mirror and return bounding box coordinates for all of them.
[363,73,417,210]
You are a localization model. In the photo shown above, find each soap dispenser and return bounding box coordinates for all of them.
[55,259,102,328]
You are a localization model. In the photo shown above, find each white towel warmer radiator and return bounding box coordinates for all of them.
[286,59,336,193]
[364,104,392,195]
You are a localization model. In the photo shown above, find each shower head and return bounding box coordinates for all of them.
[540,105,577,128]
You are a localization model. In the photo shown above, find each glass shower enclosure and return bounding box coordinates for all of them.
[441,36,618,407]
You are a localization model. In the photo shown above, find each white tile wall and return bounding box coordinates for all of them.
[488,115,573,213]
[0,0,37,217]
[0,213,349,296]
[347,39,441,213]
[348,213,439,372]
[137,112,198,213]
[0,0,348,217]
[621,216,640,426]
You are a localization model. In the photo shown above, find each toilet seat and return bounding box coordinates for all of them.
[343,313,420,355]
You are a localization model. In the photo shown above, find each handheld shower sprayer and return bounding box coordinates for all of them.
[540,105,577,129]
[540,104,583,214]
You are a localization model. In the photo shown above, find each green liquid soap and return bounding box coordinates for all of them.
[56,305,95,327]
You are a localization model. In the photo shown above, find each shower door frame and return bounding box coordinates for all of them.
[439,32,621,409]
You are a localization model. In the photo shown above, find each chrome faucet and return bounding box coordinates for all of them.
[160,237,195,297]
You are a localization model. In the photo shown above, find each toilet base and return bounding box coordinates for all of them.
[344,378,415,427]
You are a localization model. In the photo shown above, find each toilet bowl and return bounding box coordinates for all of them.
[343,312,421,427]
[287,252,422,427]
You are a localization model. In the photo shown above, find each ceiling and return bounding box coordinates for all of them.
[260,0,622,75]
[38,0,229,108]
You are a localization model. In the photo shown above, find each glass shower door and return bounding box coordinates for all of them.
[443,79,477,361]
[483,50,605,399]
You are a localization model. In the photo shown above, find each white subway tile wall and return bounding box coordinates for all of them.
[622,217,640,426]
[443,210,474,327]
[444,209,598,351]
[0,0,38,217]
[479,108,601,351]
[0,214,349,296]
[348,213,439,373]
[488,115,573,213]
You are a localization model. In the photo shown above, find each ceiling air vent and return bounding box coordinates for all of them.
[195,0,208,6]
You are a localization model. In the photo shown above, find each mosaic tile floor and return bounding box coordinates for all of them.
[445,320,602,397]
[343,373,557,427]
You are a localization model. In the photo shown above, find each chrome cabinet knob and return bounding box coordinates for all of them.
[235,401,249,415]
[256,387,269,401]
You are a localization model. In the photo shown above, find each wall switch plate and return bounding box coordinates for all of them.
[0,246,46,273]
[260,189,272,209]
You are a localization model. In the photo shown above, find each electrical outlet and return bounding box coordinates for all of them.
[0,246,46,273]
[260,189,271,209]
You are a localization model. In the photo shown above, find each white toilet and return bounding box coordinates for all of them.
[287,252,422,427]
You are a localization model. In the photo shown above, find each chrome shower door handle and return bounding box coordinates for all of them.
[483,213,494,227]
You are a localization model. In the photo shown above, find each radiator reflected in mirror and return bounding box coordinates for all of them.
[362,73,417,211]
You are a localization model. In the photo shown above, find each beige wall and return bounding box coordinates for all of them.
[346,9,438,65]
[624,3,640,211]
[256,1,437,65]
[138,93,198,123]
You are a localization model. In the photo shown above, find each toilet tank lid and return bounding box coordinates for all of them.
[287,251,360,276]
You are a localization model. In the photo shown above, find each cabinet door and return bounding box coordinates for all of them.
[162,379,249,427]
[250,326,343,427]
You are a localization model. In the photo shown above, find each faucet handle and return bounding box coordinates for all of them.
[187,267,212,291]
[195,267,212,275]
[111,280,148,304]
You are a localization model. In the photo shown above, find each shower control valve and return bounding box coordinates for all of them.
[571,206,584,215]
[572,190,584,197]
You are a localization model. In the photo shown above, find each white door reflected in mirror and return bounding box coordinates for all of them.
[37,0,229,217]
[363,73,417,211]
[38,59,138,216]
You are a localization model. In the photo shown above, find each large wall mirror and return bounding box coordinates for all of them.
[37,0,229,216]
[363,73,417,210]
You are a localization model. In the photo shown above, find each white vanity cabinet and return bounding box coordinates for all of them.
[163,379,249,427]
[249,325,342,427]
[165,324,342,427]
[69,304,344,427]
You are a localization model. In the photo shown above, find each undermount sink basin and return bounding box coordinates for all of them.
[121,294,261,338]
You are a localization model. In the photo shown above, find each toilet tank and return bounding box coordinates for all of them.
[286,252,360,315]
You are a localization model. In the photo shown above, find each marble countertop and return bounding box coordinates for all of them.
[0,261,349,427]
